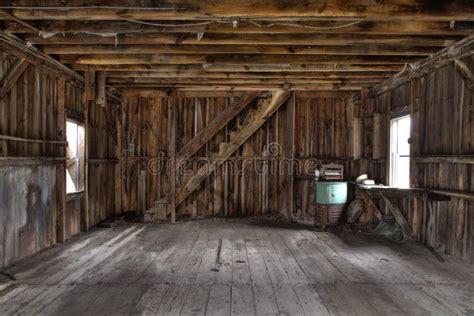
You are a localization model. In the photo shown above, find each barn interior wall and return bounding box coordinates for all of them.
[0,49,473,268]
[363,55,474,263]
[121,91,360,219]
[0,51,120,268]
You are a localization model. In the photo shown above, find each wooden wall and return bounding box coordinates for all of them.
[0,51,63,268]
[121,91,358,219]
[292,93,358,219]
[0,51,119,268]
[368,55,474,263]
[87,98,121,226]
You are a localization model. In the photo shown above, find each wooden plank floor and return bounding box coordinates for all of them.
[0,217,473,315]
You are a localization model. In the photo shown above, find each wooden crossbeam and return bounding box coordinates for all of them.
[176,90,290,206]
[107,84,369,91]
[107,78,382,85]
[4,20,474,36]
[105,71,395,79]
[71,64,403,72]
[42,44,437,56]
[107,78,389,86]
[57,54,419,65]
[22,33,460,47]
[0,58,29,97]
[5,1,474,21]
[176,91,260,163]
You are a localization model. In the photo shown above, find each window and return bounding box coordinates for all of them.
[389,115,410,188]
[66,120,85,193]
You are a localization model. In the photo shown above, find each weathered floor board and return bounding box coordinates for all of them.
[0,218,473,315]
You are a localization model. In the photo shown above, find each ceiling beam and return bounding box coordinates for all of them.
[57,54,419,65]
[70,63,403,72]
[108,83,372,90]
[112,77,375,83]
[3,1,474,21]
[107,78,380,87]
[42,44,437,56]
[121,89,245,98]
[22,33,461,47]
[105,71,394,79]
[3,20,474,36]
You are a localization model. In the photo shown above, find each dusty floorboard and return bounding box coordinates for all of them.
[0,218,473,315]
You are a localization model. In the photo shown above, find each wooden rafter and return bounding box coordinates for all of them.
[0,33,122,101]
[42,44,439,57]
[3,1,474,21]
[372,35,474,95]
[105,71,395,79]
[21,33,461,47]
[56,54,419,66]
[3,20,474,36]
[0,2,472,90]
[70,64,403,73]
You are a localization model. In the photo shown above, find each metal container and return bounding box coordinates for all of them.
[315,204,345,227]
[315,181,348,205]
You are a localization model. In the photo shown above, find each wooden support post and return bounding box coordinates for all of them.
[56,77,66,243]
[168,91,177,223]
[83,101,90,232]
[410,77,421,188]
[285,92,296,218]
[372,112,384,159]
[114,101,123,215]
[96,71,106,107]
[83,71,95,231]
[83,71,96,102]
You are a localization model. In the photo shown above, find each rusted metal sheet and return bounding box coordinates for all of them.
[0,166,56,268]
